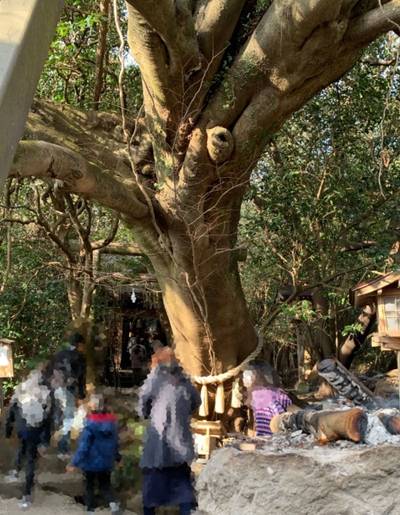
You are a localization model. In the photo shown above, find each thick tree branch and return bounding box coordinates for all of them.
[200,0,400,178]
[346,0,400,45]
[71,240,143,256]
[10,140,148,219]
[126,2,202,111]
[195,0,246,61]
[92,216,120,250]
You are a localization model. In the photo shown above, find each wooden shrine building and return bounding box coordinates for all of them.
[97,277,169,387]
[351,271,400,351]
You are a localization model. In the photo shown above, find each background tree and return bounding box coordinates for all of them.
[0,176,148,383]
[10,0,400,376]
[240,36,400,380]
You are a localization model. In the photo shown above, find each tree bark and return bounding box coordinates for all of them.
[159,267,257,375]
[130,216,258,375]
[11,1,400,377]
[338,304,376,368]
[312,288,335,359]
[93,0,110,109]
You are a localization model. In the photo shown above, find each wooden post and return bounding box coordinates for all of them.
[0,378,4,415]
[397,351,400,410]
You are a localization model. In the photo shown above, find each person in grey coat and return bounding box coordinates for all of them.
[138,347,201,515]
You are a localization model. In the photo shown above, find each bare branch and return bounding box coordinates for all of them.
[64,193,92,254]
[72,239,143,256]
[92,216,120,250]
[33,187,76,262]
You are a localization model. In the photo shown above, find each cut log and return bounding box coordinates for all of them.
[317,358,378,408]
[271,408,368,443]
[378,413,400,435]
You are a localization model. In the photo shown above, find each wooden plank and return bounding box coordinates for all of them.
[381,342,400,351]
[0,379,4,415]
[352,271,400,295]
[371,334,400,351]
[377,297,388,334]
[371,334,381,347]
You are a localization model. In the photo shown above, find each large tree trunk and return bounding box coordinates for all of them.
[160,266,257,375]
[11,1,400,377]
[131,218,258,375]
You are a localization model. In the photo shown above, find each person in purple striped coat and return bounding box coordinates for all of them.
[243,362,292,436]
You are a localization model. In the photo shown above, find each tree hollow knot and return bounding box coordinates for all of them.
[206,126,234,164]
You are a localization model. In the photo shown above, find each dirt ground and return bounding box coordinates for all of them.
[0,490,138,515]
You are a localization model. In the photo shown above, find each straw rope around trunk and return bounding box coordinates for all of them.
[191,333,264,385]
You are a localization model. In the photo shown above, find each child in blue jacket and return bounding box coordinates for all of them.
[67,394,122,515]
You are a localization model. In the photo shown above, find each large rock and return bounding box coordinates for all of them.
[196,445,400,515]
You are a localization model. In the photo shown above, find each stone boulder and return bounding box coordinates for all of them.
[196,445,400,515]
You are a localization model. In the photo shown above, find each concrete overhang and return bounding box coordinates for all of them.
[0,0,64,185]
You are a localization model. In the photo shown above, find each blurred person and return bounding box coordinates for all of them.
[67,393,122,515]
[5,368,53,509]
[44,331,86,458]
[127,334,149,386]
[242,361,292,436]
[138,347,201,515]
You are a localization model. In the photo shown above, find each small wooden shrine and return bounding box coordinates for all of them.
[97,279,169,387]
[351,271,400,351]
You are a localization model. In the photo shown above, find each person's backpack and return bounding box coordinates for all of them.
[13,371,52,428]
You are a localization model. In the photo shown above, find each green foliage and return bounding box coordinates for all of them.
[341,323,364,337]
[0,236,69,388]
[113,420,145,490]
[37,0,143,113]
[0,178,145,383]
[281,300,317,323]
[239,37,400,375]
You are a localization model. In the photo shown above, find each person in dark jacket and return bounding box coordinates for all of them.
[138,347,201,515]
[5,368,53,509]
[44,331,87,457]
[67,394,121,515]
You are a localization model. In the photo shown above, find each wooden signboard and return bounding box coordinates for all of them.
[0,339,14,378]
